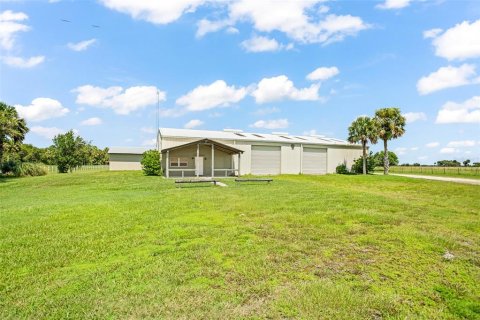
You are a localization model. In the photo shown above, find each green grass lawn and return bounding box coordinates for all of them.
[1,172,479,319]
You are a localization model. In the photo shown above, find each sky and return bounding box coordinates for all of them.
[0,0,479,164]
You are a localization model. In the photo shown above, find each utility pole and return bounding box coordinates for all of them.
[156,89,160,150]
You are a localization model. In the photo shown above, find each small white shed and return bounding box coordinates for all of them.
[108,147,149,171]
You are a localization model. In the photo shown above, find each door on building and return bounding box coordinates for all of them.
[251,145,281,175]
[302,147,327,174]
[195,156,204,176]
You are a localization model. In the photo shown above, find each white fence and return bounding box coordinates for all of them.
[37,164,109,174]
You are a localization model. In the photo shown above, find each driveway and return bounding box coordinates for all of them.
[390,173,480,185]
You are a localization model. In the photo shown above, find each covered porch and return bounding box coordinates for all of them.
[161,139,243,178]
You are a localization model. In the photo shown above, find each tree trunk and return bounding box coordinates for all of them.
[383,139,389,175]
[0,139,3,164]
[362,140,367,175]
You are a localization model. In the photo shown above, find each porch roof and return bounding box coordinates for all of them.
[161,138,244,155]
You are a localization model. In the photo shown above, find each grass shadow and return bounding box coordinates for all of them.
[174,184,217,189]
[0,175,18,183]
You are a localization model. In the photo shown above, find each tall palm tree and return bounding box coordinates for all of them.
[348,116,378,174]
[0,102,29,162]
[374,107,406,175]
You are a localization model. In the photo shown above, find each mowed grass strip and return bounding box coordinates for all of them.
[0,172,479,319]
[380,166,480,180]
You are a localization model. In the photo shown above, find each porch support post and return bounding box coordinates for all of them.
[196,144,200,177]
[300,143,303,174]
[238,153,241,177]
[211,144,214,178]
[166,151,170,178]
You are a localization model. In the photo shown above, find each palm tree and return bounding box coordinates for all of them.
[374,107,406,175]
[348,116,378,174]
[0,102,29,162]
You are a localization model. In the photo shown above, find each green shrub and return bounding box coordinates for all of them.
[336,163,349,174]
[351,153,376,174]
[1,159,21,176]
[141,150,161,176]
[19,163,47,177]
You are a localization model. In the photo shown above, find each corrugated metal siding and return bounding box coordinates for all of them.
[303,147,327,174]
[109,153,143,171]
[251,145,281,175]
[327,147,363,173]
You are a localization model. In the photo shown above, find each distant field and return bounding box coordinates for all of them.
[1,172,479,319]
[376,166,480,179]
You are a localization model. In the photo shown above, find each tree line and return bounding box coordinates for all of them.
[1,101,108,175]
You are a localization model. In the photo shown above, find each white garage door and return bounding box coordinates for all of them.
[251,145,281,175]
[303,147,327,174]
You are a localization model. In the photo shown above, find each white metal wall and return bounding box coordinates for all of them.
[251,145,281,175]
[109,154,143,171]
[327,147,363,173]
[302,147,327,174]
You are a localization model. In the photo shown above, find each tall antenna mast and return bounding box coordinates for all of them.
[156,89,160,150]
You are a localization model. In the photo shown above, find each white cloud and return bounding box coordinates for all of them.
[418,155,428,160]
[67,38,96,51]
[436,96,480,124]
[252,75,321,104]
[252,107,280,116]
[306,66,339,81]
[80,117,102,126]
[141,127,156,134]
[417,64,478,95]
[196,18,230,38]
[73,85,165,115]
[240,35,290,52]
[410,147,419,151]
[429,19,480,61]
[159,107,186,118]
[15,98,69,122]
[423,28,442,39]
[142,138,157,147]
[1,55,44,68]
[184,119,204,129]
[376,0,411,10]
[250,118,289,129]
[226,26,239,34]
[446,140,476,148]
[440,147,457,154]
[0,10,29,50]
[99,0,205,25]
[100,1,369,47]
[176,80,246,111]
[303,129,319,136]
[394,147,408,155]
[403,112,427,123]
[30,126,65,140]
[426,142,439,148]
[201,1,369,45]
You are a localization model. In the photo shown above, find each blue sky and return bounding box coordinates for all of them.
[1,0,479,164]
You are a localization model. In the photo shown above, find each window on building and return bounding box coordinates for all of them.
[170,157,188,167]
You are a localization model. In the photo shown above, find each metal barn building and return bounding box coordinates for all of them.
[108,147,149,171]
[109,128,363,177]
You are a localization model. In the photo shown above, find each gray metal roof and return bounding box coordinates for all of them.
[159,128,359,147]
[108,147,150,154]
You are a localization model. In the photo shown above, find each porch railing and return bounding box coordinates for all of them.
[167,168,238,178]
